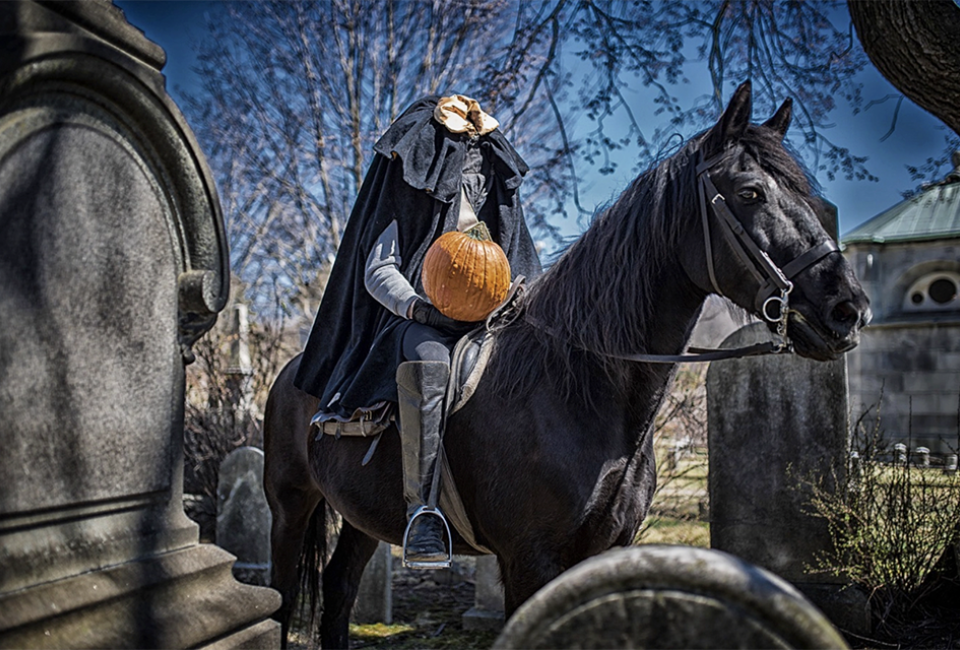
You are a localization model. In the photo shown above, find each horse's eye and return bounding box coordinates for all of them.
[737,188,761,202]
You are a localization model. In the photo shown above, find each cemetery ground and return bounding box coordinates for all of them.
[284,445,710,650]
[278,445,960,650]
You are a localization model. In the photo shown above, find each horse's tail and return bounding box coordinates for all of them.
[298,499,328,632]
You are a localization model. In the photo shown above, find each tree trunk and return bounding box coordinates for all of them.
[848,0,960,137]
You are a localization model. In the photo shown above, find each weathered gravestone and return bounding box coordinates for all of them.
[0,1,280,646]
[707,322,869,634]
[218,447,272,587]
[463,554,505,631]
[493,545,848,649]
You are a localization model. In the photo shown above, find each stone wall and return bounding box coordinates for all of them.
[845,322,960,452]
[844,240,960,453]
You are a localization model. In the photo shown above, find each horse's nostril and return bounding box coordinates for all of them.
[831,300,860,329]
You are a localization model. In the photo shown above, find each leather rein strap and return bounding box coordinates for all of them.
[529,149,840,365]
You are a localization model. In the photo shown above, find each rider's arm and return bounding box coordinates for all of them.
[365,220,419,319]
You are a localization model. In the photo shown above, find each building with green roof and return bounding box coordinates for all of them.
[842,152,960,454]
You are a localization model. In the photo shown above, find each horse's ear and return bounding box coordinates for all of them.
[762,98,793,140]
[703,80,752,156]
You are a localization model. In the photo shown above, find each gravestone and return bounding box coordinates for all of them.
[351,542,393,624]
[707,322,869,634]
[894,443,908,464]
[945,454,958,474]
[0,1,280,647]
[463,555,505,631]
[217,447,272,586]
[494,545,848,649]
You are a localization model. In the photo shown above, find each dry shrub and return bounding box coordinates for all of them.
[804,395,960,642]
[183,292,300,541]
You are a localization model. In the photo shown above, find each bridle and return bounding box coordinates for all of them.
[697,148,837,331]
[524,147,839,364]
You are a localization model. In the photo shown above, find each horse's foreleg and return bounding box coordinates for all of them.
[499,550,565,618]
[320,520,381,650]
[267,487,322,647]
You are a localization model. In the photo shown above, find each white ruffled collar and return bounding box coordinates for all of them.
[434,95,499,136]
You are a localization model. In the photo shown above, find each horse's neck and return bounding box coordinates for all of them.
[643,263,708,357]
[617,260,706,416]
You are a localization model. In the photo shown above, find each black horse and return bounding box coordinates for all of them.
[263,81,870,648]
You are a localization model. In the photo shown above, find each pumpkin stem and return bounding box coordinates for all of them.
[464,221,493,242]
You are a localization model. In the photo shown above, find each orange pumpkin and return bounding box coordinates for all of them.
[421,222,511,321]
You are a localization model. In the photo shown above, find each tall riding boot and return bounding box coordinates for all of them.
[397,360,450,566]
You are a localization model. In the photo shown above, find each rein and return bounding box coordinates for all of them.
[526,149,840,365]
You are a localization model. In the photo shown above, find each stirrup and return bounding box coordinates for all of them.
[402,505,453,569]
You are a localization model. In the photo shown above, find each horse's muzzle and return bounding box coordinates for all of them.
[787,290,871,361]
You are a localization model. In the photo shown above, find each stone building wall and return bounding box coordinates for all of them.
[844,240,960,453]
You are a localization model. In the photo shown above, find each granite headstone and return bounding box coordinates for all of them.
[0,2,280,647]
[494,545,848,649]
[217,447,272,586]
[707,322,869,635]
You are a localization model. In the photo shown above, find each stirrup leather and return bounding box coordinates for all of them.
[402,505,453,569]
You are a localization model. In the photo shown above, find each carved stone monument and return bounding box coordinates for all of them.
[0,1,280,646]
[707,322,869,634]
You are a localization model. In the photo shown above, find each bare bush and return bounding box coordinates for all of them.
[804,395,960,641]
[183,281,301,541]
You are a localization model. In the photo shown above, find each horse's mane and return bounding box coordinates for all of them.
[488,123,818,404]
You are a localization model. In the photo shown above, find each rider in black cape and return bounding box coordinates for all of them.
[294,95,542,564]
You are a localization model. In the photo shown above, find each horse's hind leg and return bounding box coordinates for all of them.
[320,520,381,650]
[262,354,324,646]
[267,486,322,646]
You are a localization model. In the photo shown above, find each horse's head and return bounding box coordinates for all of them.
[681,81,870,361]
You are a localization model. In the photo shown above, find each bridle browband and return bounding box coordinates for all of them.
[525,147,840,364]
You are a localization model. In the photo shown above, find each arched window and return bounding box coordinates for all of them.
[902,271,960,312]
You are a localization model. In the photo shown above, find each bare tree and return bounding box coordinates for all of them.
[849,0,960,184]
[849,0,960,139]
[483,1,873,190]
[182,1,572,322]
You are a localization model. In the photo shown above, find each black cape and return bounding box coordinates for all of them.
[294,96,542,418]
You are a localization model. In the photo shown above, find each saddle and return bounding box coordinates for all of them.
[313,320,495,439]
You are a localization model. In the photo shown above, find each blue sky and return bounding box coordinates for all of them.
[116,0,953,239]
